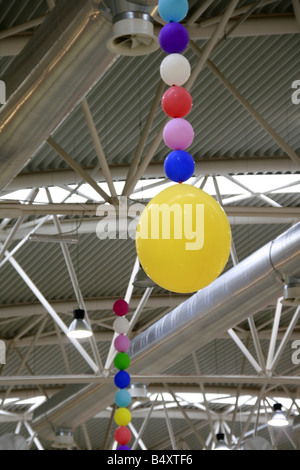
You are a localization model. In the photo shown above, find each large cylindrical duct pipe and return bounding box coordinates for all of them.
[32,222,300,439]
[0,0,115,192]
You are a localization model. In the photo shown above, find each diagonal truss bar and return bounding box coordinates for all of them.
[213,174,265,371]
[248,316,266,373]
[266,297,283,371]
[45,188,103,372]
[270,305,300,372]
[5,252,99,374]
[161,393,177,450]
[128,422,147,450]
[122,79,166,196]
[186,0,215,24]
[223,174,282,208]
[227,328,262,374]
[233,385,267,450]
[0,187,38,263]
[198,0,281,28]
[189,41,300,167]
[165,384,208,449]
[47,136,112,203]
[192,351,216,444]
[81,98,118,204]
[131,395,158,450]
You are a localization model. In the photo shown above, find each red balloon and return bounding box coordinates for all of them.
[162,86,193,118]
[114,426,132,445]
[113,299,129,317]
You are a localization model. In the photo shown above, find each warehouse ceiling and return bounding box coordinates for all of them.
[0,0,300,451]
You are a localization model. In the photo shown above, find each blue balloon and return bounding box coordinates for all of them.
[158,0,189,23]
[164,150,195,183]
[114,370,131,389]
[115,389,132,408]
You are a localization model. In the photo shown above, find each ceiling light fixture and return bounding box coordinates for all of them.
[214,433,230,450]
[67,309,93,339]
[268,403,289,427]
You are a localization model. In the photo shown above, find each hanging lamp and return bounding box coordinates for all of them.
[67,309,93,339]
[268,403,289,427]
[214,433,230,450]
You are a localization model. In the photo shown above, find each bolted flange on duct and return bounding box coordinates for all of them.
[101,0,159,56]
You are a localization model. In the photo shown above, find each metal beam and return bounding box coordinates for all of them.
[0,374,299,386]
[4,158,299,193]
[46,137,111,203]
[80,98,118,203]
[5,252,99,374]
[0,0,115,192]
[189,41,300,168]
[0,203,299,219]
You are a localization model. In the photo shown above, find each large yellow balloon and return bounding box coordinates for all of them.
[136,184,231,293]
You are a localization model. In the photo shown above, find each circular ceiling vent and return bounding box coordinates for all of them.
[106,11,159,56]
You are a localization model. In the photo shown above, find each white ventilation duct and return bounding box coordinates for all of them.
[32,223,300,441]
[101,0,159,55]
[0,0,115,193]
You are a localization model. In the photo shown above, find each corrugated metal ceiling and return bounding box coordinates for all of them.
[0,0,300,452]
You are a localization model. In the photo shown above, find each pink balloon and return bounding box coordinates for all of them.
[163,118,194,150]
[114,334,130,352]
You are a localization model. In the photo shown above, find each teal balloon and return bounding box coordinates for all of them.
[158,0,189,23]
[115,389,132,408]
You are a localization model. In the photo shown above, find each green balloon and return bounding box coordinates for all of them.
[114,352,131,370]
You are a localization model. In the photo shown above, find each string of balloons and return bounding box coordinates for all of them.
[136,0,232,294]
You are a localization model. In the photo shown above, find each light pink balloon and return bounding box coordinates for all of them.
[163,118,194,150]
[114,334,130,352]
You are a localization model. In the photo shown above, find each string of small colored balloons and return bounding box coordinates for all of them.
[111,0,192,452]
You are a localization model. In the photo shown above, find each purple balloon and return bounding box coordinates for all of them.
[163,118,194,150]
[159,22,189,54]
[114,334,130,352]
[118,445,131,450]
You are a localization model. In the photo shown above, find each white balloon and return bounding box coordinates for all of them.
[113,316,130,334]
[160,54,191,86]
